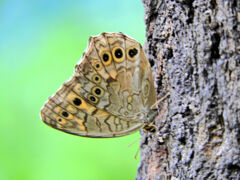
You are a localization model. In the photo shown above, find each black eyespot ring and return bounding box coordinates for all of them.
[94,62,102,71]
[94,88,101,95]
[115,48,123,58]
[127,47,139,61]
[90,96,96,101]
[73,97,82,106]
[112,46,125,63]
[129,48,138,58]
[62,111,69,117]
[103,54,109,62]
[91,86,104,97]
[96,63,100,68]
[87,94,99,104]
[100,51,112,66]
[88,95,97,103]
[92,74,102,84]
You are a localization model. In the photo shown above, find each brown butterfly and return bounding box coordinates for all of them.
[40,32,158,137]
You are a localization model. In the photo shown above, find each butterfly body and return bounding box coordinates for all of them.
[40,32,157,137]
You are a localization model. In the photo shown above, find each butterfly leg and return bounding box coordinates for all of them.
[143,93,170,133]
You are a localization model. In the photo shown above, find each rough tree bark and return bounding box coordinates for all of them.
[136,0,240,179]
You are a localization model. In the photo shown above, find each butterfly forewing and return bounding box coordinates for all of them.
[40,32,156,137]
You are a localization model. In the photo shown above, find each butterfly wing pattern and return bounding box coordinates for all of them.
[40,32,157,137]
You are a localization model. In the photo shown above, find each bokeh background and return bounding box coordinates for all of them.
[0,1,146,180]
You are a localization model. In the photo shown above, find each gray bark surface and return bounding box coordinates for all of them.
[137,0,240,179]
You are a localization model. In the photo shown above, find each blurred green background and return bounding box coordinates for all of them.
[0,0,146,180]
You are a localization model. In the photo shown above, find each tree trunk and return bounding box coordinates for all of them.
[136,0,240,179]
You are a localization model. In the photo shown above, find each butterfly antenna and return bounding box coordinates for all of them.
[127,137,141,148]
[126,137,141,159]
[150,92,170,109]
[134,147,140,160]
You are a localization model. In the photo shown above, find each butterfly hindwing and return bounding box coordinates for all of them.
[41,75,143,137]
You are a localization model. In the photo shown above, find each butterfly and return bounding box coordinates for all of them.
[40,32,159,138]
